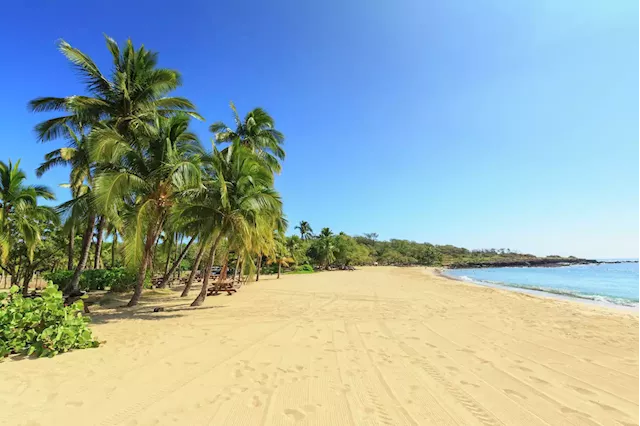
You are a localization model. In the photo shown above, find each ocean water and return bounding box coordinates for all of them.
[444,262,639,307]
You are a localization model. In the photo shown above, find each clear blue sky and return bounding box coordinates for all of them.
[1,0,637,258]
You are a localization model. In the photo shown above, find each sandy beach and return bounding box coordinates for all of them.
[0,267,637,425]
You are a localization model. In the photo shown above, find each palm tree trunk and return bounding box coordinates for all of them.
[158,236,195,288]
[111,230,117,268]
[277,262,281,279]
[67,226,75,270]
[93,216,106,269]
[163,236,174,276]
[149,233,160,273]
[233,255,241,283]
[255,255,262,282]
[127,217,163,307]
[237,259,244,284]
[191,233,223,307]
[181,244,204,297]
[65,214,96,294]
[174,235,183,281]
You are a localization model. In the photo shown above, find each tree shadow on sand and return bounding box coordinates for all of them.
[89,304,226,325]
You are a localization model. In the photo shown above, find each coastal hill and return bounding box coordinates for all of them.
[293,233,605,269]
[435,246,592,269]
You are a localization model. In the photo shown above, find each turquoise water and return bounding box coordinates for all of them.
[444,262,639,306]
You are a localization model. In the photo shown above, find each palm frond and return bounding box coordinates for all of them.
[58,39,112,95]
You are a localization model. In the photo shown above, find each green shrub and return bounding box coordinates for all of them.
[261,264,278,275]
[286,264,314,274]
[43,268,140,292]
[0,284,100,358]
[296,264,314,272]
[42,270,73,289]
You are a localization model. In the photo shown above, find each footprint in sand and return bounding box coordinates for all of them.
[514,365,532,372]
[590,400,623,413]
[504,389,527,399]
[560,406,591,417]
[251,395,262,407]
[529,376,549,385]
[284,408,306,421]
[568,385,594,395]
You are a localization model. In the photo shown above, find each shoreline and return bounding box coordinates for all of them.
[434,267,639,313]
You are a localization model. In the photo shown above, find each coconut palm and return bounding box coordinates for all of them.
[180,242,205,297]
[295,221,313,240]
[179,145,283,306]
[209,102,285,173]
[29,35,201,143]
[268,233,294,279]
[14,206,60,294]
[0,160,55,263]
[318,227,336,268]
[105,221,120,268]
[36,125,97,293]
[91,114,204,306]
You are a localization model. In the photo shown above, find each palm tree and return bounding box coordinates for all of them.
[209,102,285,173]
[105,221,120,268]
[157,229,197,289]
[318,227,336,268]
[0,160,55,263]
[29,35,201,143]
[62,213,79,270]
[295,221,313,240]
[92,114,204,306]
[180,242,205,297]
[179,145,283,306]
[35,125,96,293]
[15,206,60,294]
[31,36,200,293]
[268,233,293,279]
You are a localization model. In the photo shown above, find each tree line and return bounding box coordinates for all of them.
[1,35,286,308]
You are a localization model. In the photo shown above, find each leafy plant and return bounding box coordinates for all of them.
[42,268,142,292]
[292,264,314,273]
[0,284,100,358]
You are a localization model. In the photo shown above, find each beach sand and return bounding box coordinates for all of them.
[0,267,637,425]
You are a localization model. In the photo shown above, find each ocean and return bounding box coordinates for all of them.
[443,261,639,307]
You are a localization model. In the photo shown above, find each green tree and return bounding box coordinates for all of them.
[35,125,96,292]
[92,114,204,306]
[0,160,55,263]
[294,221,313,240]
[210,102,285,174]
[334,234,371,266]
[28,35,200,143]
[316,228,336,268]
[179,146,283,306]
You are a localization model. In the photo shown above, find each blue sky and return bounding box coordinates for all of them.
[0,0,637,258]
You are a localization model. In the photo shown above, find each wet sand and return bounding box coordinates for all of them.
[0,267,637,425]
